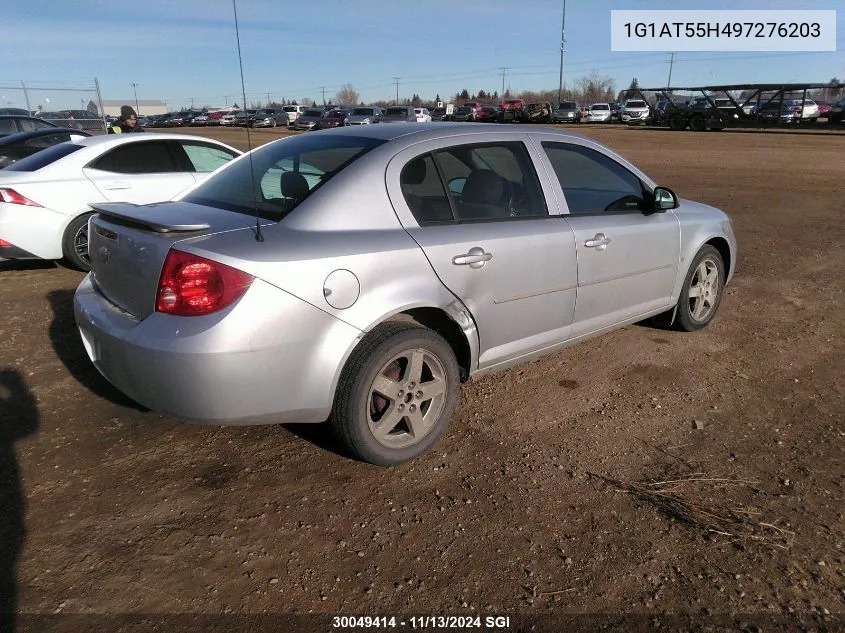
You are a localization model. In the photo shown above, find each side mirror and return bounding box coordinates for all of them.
[652,186,679,212]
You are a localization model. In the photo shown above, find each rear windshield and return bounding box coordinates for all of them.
[4,142,84,171]
[591,104,610,110]
[302,110,323,117]
[181,134,385,221]
[352,108,374,115]
[385,108,409,116]
[625,101,647,108]
[559,102,577,109]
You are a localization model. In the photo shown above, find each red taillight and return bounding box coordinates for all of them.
[0,188,41,207]
[156,250,254,316]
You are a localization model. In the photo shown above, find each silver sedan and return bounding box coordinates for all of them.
[74,123,737,466]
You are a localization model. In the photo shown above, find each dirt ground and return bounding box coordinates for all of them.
[1,124,843,633]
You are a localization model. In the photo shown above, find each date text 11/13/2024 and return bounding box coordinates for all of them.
[332,615,511,629]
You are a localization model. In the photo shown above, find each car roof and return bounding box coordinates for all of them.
[0,128,91,145]
[70,132,239,150]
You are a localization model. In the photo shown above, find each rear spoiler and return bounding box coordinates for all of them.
[89,202,212,233]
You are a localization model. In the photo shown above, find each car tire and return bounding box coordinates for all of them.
[332,322,460,466]
[673,245,725,332]
[61,213,94,272]
[689,115,707,132]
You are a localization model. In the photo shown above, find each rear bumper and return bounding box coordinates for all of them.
[73,274,364,425]
[0,203,68,260]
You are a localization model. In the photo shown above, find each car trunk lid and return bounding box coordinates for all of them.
[87,201,259,319]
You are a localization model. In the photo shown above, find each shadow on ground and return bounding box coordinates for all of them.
[46,289,145,410]
[0,260,58,272]
[0,369,39,632]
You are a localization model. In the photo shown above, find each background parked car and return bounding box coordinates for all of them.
[475,105,500,122]
[608,103,622,122]
[292,109,326,131]
[429,107,449,121]
[414,108,432,123]
[499,99,526,122]
[585,103,612,123]
[792,99,819,121]
[282,105,306,125]
[219,111,242,126]
[0,108,33,116]
[551,101,583,123]
[449,106,475,122]
[250,109,290,128]
[816,101,832,118]
[0,133,241,270]
[319,108,350,129]
[381,106,417,123]
[757,100,802,123]
[347,106,383,125]
[621,99,651,124]
[0,128,91,169]
[0,115,60,137]
[827,98,845,124]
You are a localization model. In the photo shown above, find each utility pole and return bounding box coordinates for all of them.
[190,96,195,109]
[266,91,272,106]
[224,95,229,106]
[393,77,401,104]
[499,67,508,98]
[320,86,327,105]
[130,82,139,114]
[557,0,566,104]
[666,52,676,89]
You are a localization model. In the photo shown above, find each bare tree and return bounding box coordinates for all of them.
[336,84,360,107]
[575,70,616,105]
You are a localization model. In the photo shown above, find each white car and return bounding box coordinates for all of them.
[0,133,241,270]
[282,105,306,125]
[621,99,651,124]
[414,108,432,123]
[586,103,612,122]
[793,99,819,121]
[219,111,241,125]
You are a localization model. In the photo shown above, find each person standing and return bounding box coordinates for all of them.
[107,105,144,133]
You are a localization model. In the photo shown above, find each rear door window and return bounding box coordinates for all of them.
[89,140,181,174]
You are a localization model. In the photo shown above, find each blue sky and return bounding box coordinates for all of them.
[3,0,842,111]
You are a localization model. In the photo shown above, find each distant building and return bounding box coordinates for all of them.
[101,99,167,116]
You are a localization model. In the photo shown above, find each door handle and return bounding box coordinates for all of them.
[584,233,611,251]
[452,247,492,269]
[103,182,131,190]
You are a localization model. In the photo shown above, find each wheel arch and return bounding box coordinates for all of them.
[704,236,732,282]
[383,306,475,382]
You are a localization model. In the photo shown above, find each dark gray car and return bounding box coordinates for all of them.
[347,107,384,125]
[0,115,60,137]
[381,106,417,123]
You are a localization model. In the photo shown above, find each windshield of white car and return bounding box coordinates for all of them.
[625,101,647,108]
[182,134,385,221]
[351,108,375,115]
[4,143,84,171]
